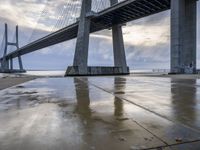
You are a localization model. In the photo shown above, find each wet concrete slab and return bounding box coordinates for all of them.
[0,76,200,149]
[88,77,200,130]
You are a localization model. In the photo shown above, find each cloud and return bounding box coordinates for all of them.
[0,0,46,29]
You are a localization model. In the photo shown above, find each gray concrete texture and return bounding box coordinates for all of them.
[1,76,200,149]
[171,0,197,73]
[73,0,92,74]
[65,66,129,76]
[110,0,128,73]
[67,0,129,76]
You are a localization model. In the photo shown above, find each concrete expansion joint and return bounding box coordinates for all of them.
[76,77,200,149]
[132,120,170,148]
[148,139,200,150]
[80,76,200,134]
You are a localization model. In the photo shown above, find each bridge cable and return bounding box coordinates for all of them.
[28,0,50,42]
[50,1,66,32]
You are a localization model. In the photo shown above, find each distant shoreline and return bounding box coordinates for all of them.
[1,71,200,91]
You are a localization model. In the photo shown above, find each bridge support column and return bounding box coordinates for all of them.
[110,0,129,74]
[2,60,9,71]
[0,24,25,73]
[18,55,23,71]
[65,0,92,76]
[1,24,8,72]
[10,58,13,70]
[65,0,129,76]
[171,0,197,74]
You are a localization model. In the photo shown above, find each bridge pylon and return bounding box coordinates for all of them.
[170,0,198,74]
[110,0,129,74]
[0,24,25,73]
[65,0,129,76]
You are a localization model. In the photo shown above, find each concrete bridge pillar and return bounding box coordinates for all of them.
[18,55,23,71]
[10,58,13,70]
[1,24,8,72]
[71,0,92,75]
[65,0,129,76]
[0,24,25,73]
[171,0,197,74]
[110,0,129,74]
[2,60,9,70]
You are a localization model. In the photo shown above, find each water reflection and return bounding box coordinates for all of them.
[17,99,21,109]
[171,79,197,125]
[73,77,127,118]
[74,78,91,119]
[114,77,126,117]
[114,97,123,117]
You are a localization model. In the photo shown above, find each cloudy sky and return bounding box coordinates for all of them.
[0,0,199,70]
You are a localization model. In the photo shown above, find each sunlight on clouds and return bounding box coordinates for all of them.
[90,34,112,41]
[91,22,170,48]
[0,0,47,30]
[123,24,169,47]
[0,0,72,32]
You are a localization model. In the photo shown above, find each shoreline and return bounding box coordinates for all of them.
[0,72,200,91]
[132,73,200,79]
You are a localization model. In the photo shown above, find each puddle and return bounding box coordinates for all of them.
[0,76,200,149]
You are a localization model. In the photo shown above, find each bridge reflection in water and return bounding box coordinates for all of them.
[0,76,200,149]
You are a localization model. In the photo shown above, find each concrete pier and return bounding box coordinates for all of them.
[171,0,197,74]
[65,0,130,76]
[68,0,92,75]
[65,66,129,76]
[111,0,129,74]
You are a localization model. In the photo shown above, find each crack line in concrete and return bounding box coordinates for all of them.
[77,77,200,142]
[146,140,200,150]
[132,119,170,147]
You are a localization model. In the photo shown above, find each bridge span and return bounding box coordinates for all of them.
[0,0,198,75]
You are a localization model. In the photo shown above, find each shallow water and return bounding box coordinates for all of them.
[23,70,66,77]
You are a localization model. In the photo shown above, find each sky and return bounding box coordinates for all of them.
[0,0,199,70]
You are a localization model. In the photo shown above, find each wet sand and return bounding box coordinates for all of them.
[1,74,200,149]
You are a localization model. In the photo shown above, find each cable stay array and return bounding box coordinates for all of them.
[0,0,127,58]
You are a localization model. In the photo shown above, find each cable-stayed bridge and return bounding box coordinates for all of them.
[0,0,198,75]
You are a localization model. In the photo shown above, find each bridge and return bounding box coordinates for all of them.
[0,0,198,75]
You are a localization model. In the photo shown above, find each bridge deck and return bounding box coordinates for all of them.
[1,0,170,60]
